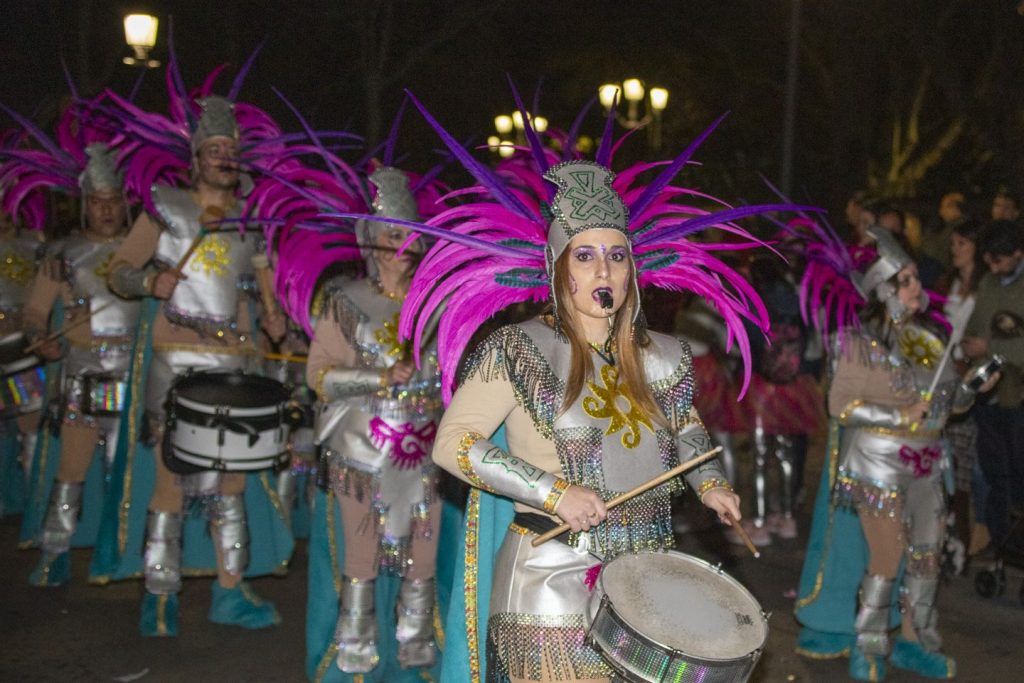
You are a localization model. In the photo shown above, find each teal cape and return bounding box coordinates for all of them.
[793,420,901,658]
[437,427,515,683]
[90,297,294,583]
[0,421,27,518]
[305,485,464,682]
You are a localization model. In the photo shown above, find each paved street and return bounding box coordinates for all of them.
[2,474,1022,681]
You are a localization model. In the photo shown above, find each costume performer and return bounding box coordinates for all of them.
[20,143,140,585]
[0,124,51,517]
[373,94,801,683]
[85,58,295,636]
[793,223,996,680]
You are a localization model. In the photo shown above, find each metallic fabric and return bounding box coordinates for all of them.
[143,349,250,421]
[0,235,43,330]
[151,186,254,332]
[488,528,611,681]
[396,577,436,668]
[191,96,240,155]
[78,143,122,195]
[209,494,248,576]
[276,469,297,527]
[59,235,141,339]
[902,574,942,652]
[40,481,83,554]
[458,430,561,511]
[144,510,183,594]
[855,574,896,657]
[543,162,629,266]
[335,576,379,673]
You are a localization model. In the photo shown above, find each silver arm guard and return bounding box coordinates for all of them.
[676,421,732,498]
[318,367,384,401]
[108,261,156,299]
[951,382,976,415]
[837,399,908,429]
[454,431,568,514]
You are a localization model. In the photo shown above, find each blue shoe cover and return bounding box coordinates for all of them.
[889,637,956,679]
[29,552,70,587]
[849,647,886,681]
[140,592,179,637]
[208,581,280,629]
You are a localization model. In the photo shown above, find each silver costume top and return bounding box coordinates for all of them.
[456,319,726,560]
[830,322,975,510]
[0,234,44,330]
[55,235,141,377]
[150,186,258,336]
[317,278,442,545]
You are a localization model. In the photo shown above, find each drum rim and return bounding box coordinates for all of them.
[175,394,285,417]
[595,549,768,662]
[1,355,42,376]
[169,444,287,471]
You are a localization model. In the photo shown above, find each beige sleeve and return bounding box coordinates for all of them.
[111,212,162,269]
[432,356,520,486]
[22,266,62,337]
[306,313,359,400]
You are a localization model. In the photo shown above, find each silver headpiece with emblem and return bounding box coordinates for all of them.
[852,226,912,299]
[78,143,123,195]
[543,161,630,272]
[359,166,421,278]
[191,96,240,156]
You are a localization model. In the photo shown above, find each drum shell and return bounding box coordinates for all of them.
[586,551,767,683]
[165,372,291,472]
[0,334,44,418]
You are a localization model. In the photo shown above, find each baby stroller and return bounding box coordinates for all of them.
[974,508,1024,605]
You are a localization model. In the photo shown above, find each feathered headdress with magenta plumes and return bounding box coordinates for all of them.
[79,39,350,218]
[323,82,815,403]
[242,95,449,334]
[0,94,118,230]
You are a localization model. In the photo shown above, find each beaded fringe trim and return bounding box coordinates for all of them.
[486,612,611,682]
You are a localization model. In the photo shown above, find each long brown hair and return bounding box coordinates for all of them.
[552,250,669,428]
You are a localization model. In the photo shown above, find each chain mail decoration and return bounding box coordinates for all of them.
[486,613,611,681]
[833,469,901,518]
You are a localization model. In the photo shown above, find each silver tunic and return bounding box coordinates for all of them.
[150,185,257,336]
[321,279,442,548]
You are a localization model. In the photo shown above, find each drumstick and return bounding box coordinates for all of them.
[25,302,114,353]
[531,446,722,547]
[170,207,224,278]
[724,511,760,559]
[264,352,308,363]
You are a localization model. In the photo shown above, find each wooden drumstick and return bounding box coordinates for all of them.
[724,511,760,559]
[251,253,279,315]
[531,446,723,547]
[25,302,115,353]
[264,352,308,363]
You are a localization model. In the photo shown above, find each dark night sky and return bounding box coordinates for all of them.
[3,1,1024,215]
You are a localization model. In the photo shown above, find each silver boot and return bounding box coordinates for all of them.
[144,511,183,594]
[20,429,37,480]
[902,574,942,652]
[855,574,895,656]
[209,495,249,577]
[276,469,297,529]
[335,576,379,673]
[397,577,436,669]
[752,420,770,528]
[40,481,83,554]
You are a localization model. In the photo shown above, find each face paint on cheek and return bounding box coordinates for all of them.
[569,275,578,295]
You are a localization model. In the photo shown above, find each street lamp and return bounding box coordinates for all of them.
[491,109,549,153]
[597,78,669,149]
[123,13,161,68]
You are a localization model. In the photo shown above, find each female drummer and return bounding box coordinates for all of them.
[385,94,804,682]
[802,226,996,680]
[306,165,445,675]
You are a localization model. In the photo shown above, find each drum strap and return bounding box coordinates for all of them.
[513,512,573,547]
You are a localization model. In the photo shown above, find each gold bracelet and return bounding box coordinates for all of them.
[543,479,570,514]
[455,431,494,492]
[697,477,733,501]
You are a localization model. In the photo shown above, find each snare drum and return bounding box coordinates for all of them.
[587,550,768,683]
[165,371,292,472]
[0,332,45,418]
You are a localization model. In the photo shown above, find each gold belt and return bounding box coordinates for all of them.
[152,341,259,356]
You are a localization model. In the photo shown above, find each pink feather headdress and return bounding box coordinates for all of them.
[322,84,816,403]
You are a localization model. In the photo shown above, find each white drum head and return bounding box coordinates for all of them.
[600,551,767,660]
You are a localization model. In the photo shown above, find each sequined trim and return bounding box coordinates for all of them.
[486,612,611,681]
[906,544,940,577]
[507,523,533,536]
[863,425,942,441]
[794,419,841,611]
[833,470,901,517]
[456,431,495,493]
[464,489,482,682]
[151,340,258,356]
[543,479,569,514]
[838,399,866,425]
